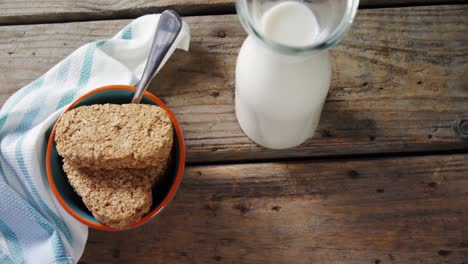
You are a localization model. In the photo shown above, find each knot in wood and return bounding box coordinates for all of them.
[217,31,226,38]
[455,119,468,139]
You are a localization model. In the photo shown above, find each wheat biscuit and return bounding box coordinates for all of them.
[63,159,161,229]
[65,155,169,185]
[55,104,173,169]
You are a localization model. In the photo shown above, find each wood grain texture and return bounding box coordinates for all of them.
[0,0,467,25]
[0,0,234,25]
[79,154,468,263]
[0,6,467,163]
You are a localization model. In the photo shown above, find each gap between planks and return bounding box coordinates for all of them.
[0,0,467,26]
[185,148,468,167]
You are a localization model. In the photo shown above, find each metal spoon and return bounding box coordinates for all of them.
[131,10,183,103]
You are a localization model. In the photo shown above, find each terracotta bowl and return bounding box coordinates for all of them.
[46,85,185,231]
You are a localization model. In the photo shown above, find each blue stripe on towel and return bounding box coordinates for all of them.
[56,41,106,109]
[0,175,68,263]
[0,250,14,264]
[0,77,45,131]
[121,25,133,40]
[0,77,44,115]
[0,155,30,205]
[8,71,73,243]
[0,117,6,131]
[2,179,69,263]
[0,219,24,264]
[14,140,72,243]
[8,42,106,245]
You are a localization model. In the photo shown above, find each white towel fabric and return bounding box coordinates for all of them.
[0,14,190,264]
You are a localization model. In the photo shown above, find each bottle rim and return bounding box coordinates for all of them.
[236,0,360,55]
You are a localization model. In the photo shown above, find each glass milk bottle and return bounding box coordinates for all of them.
[235,0,359,149]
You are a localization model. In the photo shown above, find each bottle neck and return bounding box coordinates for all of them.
[236,0,359,57]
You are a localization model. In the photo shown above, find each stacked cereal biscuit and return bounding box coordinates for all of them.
[55,104,173,229]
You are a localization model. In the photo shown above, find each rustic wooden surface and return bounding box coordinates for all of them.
[1,5,467,163]
[1,1,467,263]
[79,154,468,263]
[0,0,466,25]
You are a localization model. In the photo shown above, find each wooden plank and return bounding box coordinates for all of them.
[79,154,468,263]
[1,6,467,163]
[0,0,466,25]
[0,0,234,26]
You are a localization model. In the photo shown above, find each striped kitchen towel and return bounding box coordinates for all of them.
[0,14,190,264]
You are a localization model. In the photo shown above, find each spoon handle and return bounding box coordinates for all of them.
[131,10,183,103]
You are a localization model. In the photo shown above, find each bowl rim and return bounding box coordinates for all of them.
[46,84,186,231]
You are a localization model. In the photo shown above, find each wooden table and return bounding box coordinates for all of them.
[1,0,467,263]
